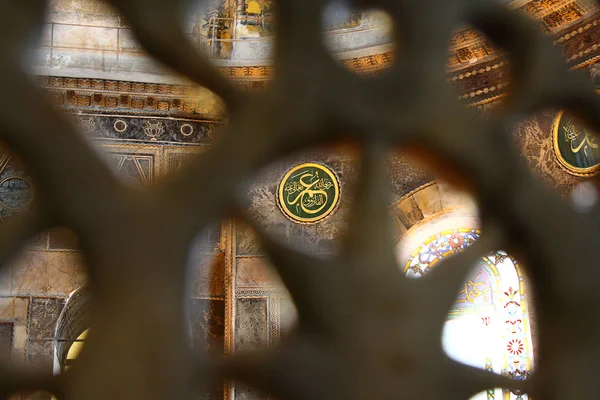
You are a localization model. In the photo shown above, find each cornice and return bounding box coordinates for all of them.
[37,10,600,116]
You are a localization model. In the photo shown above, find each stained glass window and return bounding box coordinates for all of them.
[404,229,534,400]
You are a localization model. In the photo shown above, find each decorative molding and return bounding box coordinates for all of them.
[235,287,289,298]
[34,10,600,114]
[38,75,224,117]
[269,298,280,347]
[68,113,220,146]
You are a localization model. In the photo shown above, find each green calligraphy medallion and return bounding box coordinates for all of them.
[553,111,600,175]
[278,163,340,224]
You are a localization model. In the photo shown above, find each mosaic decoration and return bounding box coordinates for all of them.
[277,163,340,224]
[71,114,219,145]
[404,229,534,400]
[552,110,600,175]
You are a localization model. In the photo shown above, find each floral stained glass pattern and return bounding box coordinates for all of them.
[404,229,534,400]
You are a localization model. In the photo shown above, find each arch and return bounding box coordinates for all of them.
[402,228,534,400]
[53,286,91,374]
[390,181,479,254]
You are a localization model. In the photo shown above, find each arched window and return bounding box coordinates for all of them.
[404,229,534,400]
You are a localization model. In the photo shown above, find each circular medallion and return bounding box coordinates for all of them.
[114,120,128,133]
[180,124,194,136]
[278,163,340,224]
[0,176,34,211]
[553,111,600,176]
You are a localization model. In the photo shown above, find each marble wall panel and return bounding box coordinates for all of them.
[233,297,270,400]
[13,298,29,326]
[13,325,27,352]
[234,298,268,353]
[235,258,280,288]
[10,252,47,295]
[11,251,80,296]
[189,299,225,353]
[189,253,225,298]
[0,298,13,320]
[71,253,89,290]
[0,323,13,361]
[232,298,271,400]
[235,224,261,257]
[189,299,225,400]
[46,253,81,296]
[27,298,66,370]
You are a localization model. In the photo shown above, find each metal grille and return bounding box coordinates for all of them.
[0,0,599,399]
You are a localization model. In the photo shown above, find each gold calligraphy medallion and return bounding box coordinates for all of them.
[553,110,600,176]
[278,163,340,224]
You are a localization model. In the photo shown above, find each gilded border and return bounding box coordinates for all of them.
[276,162,341,225]
[552,110,600,176]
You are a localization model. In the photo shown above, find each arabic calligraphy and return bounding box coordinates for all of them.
[553,111,600,175]
[564,123,599,156]
[456,268,490,304]
[278,163,340,224]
